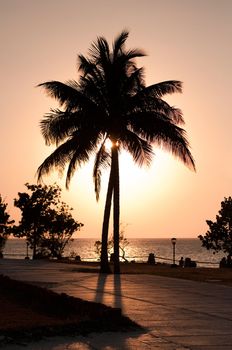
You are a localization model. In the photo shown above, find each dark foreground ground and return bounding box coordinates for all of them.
[0,273,140,346]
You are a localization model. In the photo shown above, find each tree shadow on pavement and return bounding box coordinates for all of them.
[94,273,123,309]
[93,273,146,350]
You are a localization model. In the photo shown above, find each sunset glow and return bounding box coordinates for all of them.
[1,0,232,239]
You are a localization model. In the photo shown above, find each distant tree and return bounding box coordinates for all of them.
[0,195,14,257]
[40,203,83,259]
[14,183,83,259]
[95,224,129,262]
[199,197,232,255]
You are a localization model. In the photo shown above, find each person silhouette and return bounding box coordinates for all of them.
[179,256,184,267]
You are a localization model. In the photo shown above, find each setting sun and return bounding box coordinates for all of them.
[104,138,113,151]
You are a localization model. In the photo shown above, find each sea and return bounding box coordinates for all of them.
[3,238,224,268]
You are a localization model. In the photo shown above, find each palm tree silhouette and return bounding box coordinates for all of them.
[37,30,195,274]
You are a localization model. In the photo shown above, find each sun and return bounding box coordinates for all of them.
[104,138,113,151]
[116,147,182,211]
[104,138,119,151]
[119,149,171,184]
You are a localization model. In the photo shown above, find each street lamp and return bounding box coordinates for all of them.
[171,237,177,266]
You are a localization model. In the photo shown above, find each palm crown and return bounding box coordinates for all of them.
[38,30,194,195]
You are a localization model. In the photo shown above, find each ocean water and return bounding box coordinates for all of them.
[3,238,224,268]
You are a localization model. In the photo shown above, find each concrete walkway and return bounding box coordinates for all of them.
[1,259,232,349]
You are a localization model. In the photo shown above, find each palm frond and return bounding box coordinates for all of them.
[88,36,110,67]
[169,107,184,125]
[121,130,153,167]
[124,48,146,60]
[38,81,78,107]
[123,68,145,97]
[154,127,196,171]
[113,30,129,58]
[65,130,103,188]
[128,110,170,140]
[128,110,195,170]
[40,109,78,146]
[37,129,102,186]
[114,52,144,79]
[77,54,94,75]
[137,114,195,170]
[37,138,76,182]
[93,139,111,200]
[132,97,184,125]
[79,63,108,110]
[66,79,100,110]
[38,80,96,111]
[65,151,82,189]
[139,80,182,98]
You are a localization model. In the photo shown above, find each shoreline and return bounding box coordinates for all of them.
[3,237,223,268]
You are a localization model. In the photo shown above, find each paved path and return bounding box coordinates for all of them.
[1,259,232,349]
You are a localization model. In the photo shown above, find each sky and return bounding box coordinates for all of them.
[1,0,232,239]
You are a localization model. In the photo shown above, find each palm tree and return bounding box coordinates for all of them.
[37,30,195,274]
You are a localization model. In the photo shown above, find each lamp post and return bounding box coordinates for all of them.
[171,237,177,266]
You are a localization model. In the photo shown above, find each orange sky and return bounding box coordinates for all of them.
[1,0,232,238]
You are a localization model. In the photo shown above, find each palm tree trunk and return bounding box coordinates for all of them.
[100,165,114,273]
[112,146,120,274]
